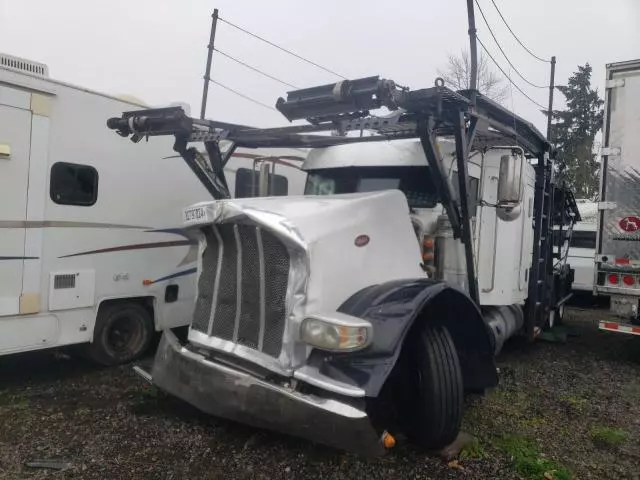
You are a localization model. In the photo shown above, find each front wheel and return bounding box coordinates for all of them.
[397,323,463,450]
[86,302,154,366]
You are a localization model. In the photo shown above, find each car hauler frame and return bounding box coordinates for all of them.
[107,76,579,454]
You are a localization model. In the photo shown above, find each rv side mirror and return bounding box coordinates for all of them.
[497,154,523,207]
[258,162,271,196]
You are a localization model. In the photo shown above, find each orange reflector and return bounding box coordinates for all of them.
[142,279,153,286]
[608,274,619,285]
[422,252,434,262]
[623,275,635,286]
[423,237,434,249]
[382,431,396,449]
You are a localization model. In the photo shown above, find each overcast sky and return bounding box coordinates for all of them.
[1,0,638,133]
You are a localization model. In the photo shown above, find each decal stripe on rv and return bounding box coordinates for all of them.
[147,267,198,285]
[0,220,149,229]
[59,240,193,258]
[0,256,39,260]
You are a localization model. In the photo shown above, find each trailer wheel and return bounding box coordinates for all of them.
[87,302,154,366]
[398,323,463,450]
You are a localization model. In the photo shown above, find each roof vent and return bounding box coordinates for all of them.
[0,53,49,77]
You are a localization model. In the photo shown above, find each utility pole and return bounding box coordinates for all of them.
[546,56,556,140]
[200,9,219,119]
[466,0,478,104]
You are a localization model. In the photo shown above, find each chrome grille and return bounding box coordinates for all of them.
[191,223,290,358]
[210,225,239,340]
[237,225,261,350]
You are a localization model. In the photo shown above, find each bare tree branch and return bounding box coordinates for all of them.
[437,49,508,103]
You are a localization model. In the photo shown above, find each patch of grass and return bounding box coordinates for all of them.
[589,426,628,448]
[560,394,588,412]
[459,437,487,461]
[14,399,30,411]
[518,416,548,429]
[141,385,160,399]
[496,434,572,480]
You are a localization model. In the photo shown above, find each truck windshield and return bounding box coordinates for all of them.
[304,166,439,208]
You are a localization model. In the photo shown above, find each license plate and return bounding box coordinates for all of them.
[183,206,210,224]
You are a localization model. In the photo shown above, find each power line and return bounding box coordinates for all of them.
[476,36,546,110]
[210,79,278,112]
[488,0,549,63]
[215,48,299,89]
[218,17,347,80]
[474,0,547,89]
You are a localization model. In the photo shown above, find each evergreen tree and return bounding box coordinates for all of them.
[549,64,604,199]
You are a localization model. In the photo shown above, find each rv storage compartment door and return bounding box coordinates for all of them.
[0,87,32,316]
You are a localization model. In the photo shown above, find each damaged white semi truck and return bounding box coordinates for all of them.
[107,77,579,455]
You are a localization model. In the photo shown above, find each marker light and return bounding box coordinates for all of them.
[300,314,372,352]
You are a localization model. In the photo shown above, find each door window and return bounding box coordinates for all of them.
[50,162,98,206]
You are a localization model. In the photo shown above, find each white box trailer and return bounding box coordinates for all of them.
[595,59,640,336]
[0,53,307,364]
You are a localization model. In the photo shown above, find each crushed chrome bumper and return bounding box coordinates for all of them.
[139,330,385,456]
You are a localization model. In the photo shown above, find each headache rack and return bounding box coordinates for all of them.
[107,75,580,340]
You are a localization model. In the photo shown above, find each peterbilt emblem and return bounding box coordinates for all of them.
[354,234,370,247]
[619,216,640,233]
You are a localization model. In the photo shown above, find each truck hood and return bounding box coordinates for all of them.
[183,190,425,313]
[184,190,410,247]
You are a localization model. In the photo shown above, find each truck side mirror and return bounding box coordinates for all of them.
[258,161,271,196]
[497,154,523,207]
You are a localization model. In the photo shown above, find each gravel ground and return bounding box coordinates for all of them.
[1,299,639,480]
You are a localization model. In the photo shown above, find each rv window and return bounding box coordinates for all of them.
[450,172,480,217]
[235,167,288,198]
[50,162,98,206]
[304,166,439,208]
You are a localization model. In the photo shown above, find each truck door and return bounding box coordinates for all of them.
[0,86,32,317]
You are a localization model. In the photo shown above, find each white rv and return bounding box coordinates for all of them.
[566,200,597,292]
[0,53,307,364]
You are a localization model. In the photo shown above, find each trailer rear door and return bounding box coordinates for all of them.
[596,59,640,298]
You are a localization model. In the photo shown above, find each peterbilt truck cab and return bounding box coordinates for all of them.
[107,75,578,457]
[302,139,536,331]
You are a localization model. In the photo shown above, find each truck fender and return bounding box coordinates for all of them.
[307,278,498,397]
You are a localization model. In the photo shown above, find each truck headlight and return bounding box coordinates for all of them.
[300,313,372,352]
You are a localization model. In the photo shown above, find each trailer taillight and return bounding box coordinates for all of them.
[422,236,435,264]
[608,274,619,285]
[623,275,635,286]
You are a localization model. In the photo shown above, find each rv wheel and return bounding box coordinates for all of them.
[87,302,154,366]
[397,323,463,450]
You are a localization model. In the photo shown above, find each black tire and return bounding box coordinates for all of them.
[399,323,463,450]
[86,302,154,366]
